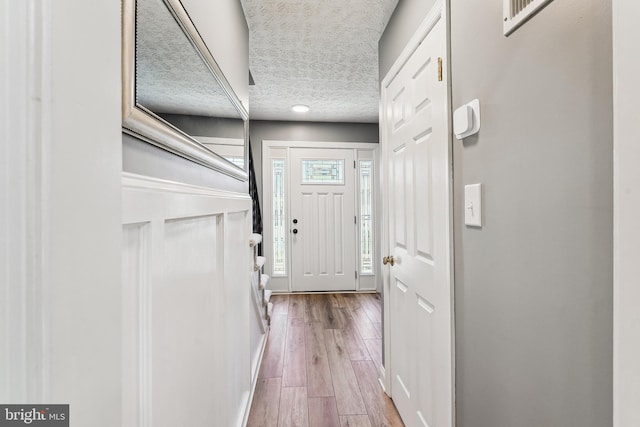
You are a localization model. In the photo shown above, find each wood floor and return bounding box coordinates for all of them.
[247,293,404,427]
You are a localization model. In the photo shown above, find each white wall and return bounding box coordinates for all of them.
[49,0,123,421]
[613,1,640,425]
[1,0,123,424]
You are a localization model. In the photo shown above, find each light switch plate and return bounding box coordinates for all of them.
[464,183,482,227]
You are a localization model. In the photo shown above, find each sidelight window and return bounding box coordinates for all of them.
[359,160,373,275]
[272,159,286,276]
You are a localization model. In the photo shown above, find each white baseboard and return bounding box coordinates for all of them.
[270,290,378,295]
[242,328,270,427]
[378,365,390,397]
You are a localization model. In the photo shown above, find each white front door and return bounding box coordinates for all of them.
[290,148,357,292]
[382,7,453,427]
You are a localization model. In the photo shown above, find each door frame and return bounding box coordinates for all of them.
[379,0,455,417]
[1,0,52,401]
[613,0,640,425]
[261,140,380,293]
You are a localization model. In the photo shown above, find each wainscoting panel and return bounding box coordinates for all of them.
[122,222,151,427]
[122,173,255,427]
[224,211,251,427]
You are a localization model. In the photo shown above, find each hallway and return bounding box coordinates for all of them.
[247,293,403,426]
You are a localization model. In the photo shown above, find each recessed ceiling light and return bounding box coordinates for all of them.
[291,104,310,113]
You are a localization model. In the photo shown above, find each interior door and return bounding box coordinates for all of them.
[382,11,452,427]
[290,148,357,292]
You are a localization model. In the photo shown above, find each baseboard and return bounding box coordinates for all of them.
[270,290,378,295]
[241,327,270,427]
[378,365,391,397]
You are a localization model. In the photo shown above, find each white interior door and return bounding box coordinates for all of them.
[382,8,453,427]
[290,148,357,292]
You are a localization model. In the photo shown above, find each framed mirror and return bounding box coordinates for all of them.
[122,0,249,181]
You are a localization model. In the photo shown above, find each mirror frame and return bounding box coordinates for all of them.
[122,0,249,181]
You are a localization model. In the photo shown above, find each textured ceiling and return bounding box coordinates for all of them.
[136,0,242,118]
[241,0,398,123]
[135,0,398,123]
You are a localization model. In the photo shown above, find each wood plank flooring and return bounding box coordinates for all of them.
[247,293,404,427]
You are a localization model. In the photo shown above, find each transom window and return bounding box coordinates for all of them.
[301,159,344,184]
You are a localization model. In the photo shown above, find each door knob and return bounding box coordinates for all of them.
[292,228,298,234]
[293,219,298,224]
[383,255,394,266]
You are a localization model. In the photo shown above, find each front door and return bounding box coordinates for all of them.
[382,9,453,427]
[290,148,357,292]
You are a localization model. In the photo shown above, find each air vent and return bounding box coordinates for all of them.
[503,0,553,36]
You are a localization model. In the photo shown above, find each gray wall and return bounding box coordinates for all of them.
[123,0,249,193]
[249,120,379,205]
[380,1,613,426]
[123,134,248,193]
[158,114,244,139]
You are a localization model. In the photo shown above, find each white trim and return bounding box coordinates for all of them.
[122,172,250,200]
[263,140,379,150]
[0,0,52,403]
[269,291,378,296]
[121,222,153,427]
[379,1,455,421]
[613,0,640,425]
[242,329,269,427]
[377,366,387,394]
[251,277,268,335]
[193,136,245,146]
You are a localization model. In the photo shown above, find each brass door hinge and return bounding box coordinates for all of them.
[437,57,443,81]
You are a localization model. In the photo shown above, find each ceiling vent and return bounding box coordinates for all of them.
[503,0,553,36]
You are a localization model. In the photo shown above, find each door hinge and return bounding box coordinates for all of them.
[354,160,357,169]
[354,215,357,224]
[437,57,443,82]
[355,271,358,279]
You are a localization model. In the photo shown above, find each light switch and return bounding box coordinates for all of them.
[464,183,482,227]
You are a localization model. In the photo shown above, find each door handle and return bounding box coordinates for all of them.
[383,255,395,266]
